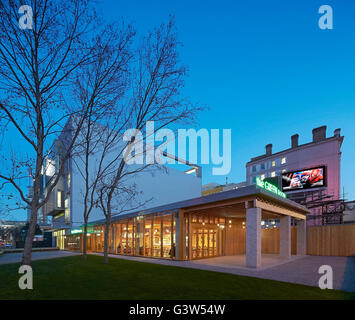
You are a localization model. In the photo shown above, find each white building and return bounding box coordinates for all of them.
[43,118,202,245]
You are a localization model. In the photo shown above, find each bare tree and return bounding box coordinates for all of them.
[96,18,202,263]
[70,23,136,259]
[0,0,109,265]
[98,181,152,262]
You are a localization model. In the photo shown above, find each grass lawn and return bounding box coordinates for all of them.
[0,255,353,300]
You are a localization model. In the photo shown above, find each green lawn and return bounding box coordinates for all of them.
[0,255,353,300]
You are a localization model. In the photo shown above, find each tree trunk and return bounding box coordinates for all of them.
[82,221,88,260]
[21,204,38,265]
[103,216,111,264]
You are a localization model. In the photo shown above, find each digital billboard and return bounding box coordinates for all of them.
[282,166,326,191]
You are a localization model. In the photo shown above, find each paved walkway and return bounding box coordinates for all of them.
[0,250,79,265]
[91,253,355,292]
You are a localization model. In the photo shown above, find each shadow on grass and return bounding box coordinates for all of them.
[341,257,355,293]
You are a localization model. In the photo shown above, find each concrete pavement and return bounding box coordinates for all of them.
[91,253,355,292]
[0,250,80,265]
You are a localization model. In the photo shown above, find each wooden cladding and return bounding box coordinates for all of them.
[69,214,355,259]
[225,219,246,255]
[224,219,297,255]
[225,221,355,257]
[307,224,355,257]
[261,227,297,255]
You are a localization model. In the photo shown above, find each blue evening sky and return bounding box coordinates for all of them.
[102,0,355,199]
[3,0,355,220]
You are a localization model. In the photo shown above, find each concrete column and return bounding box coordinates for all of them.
[297,219,307,256]
[246,207,262,268]
[280,215,291,259]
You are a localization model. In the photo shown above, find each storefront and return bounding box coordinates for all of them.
[62,184,310,268]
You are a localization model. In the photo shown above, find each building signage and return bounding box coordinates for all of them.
[282,166,326,191]
[70,228,82,234]
[70,224,96,235]
[256,177,286,198]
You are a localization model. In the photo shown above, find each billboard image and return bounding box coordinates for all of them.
[282,166,326,191]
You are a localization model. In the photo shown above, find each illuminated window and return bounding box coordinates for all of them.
[57,190,63,208]
[281,157,286,165]
[282,169,286,173]
[65,198,70,224]
[272,161,276,167]
[271,171,276,177]
[261,174,265,180]
[67,172,71,189]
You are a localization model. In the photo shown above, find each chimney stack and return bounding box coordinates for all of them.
[291,134,299,148]
[265,144,272,156]
[334,128,341,138]
[312,126,327,143]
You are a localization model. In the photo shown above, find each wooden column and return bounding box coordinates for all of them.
[171,213,174,259]
[175,209,185,260]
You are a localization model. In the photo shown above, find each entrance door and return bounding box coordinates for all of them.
[191,226,219,259]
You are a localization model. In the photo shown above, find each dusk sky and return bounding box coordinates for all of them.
[102,0,355,198]
[3,0,355,220]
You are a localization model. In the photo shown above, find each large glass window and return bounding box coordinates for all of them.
[190,214,224,260]
[57,190,63,208]
[144,217,152,256]
[113,223,121,254]
[67,172,71,189]
[135,216,144,256]
[127,219,133,254]
[64,197,70,224]
[89,213,178,260]
[53,230,65,249]
[121,221,128,254]
[162,214,172,258]
[152,215,161,257]
[185,216,189,259]
[93,225,104,252]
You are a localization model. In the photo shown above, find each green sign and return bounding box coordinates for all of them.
[70,228,82,234]
[70,224,96,235]
[256,177,286,199]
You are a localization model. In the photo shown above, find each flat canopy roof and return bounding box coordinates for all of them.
[92,185,310,225]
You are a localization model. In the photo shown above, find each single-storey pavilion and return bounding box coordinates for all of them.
[65,185,309,268]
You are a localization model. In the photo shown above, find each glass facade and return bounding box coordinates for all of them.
[191,214,225,259]
[60,212,227,261]
[53,230,65,249]
[86,212,178,259]
[64,234,81,251]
